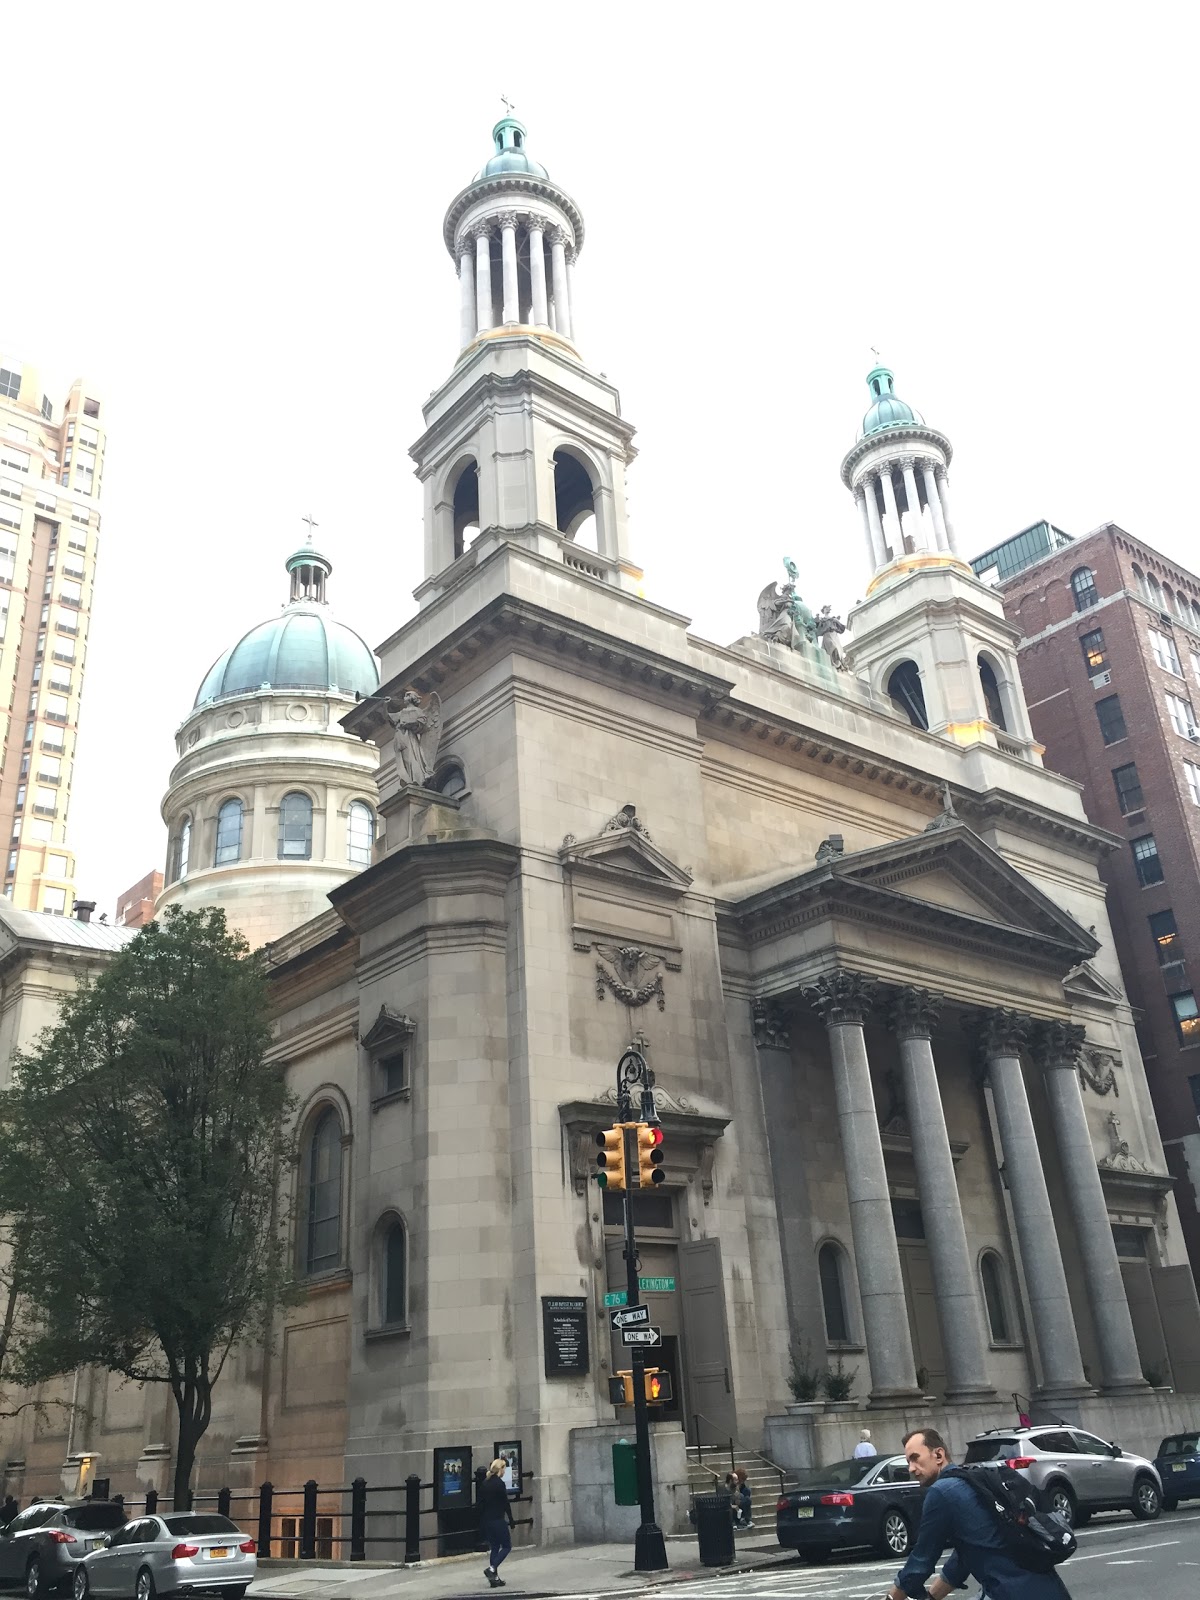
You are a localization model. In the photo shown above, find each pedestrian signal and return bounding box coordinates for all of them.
[609,1372,634,1404]
[595,1125,627,1191]
[635,1124,665,1188]
[644,1368,673,1404]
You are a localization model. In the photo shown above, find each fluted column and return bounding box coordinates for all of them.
[878,466,901,554]
[935,467,960,554]
[498,211,519,324]
[804,971,921,1401]
[921,461,949,551]
[458,242,476,346]
[975,1009,1092,1398]
[550,228,572,340]
[566,247,578,338]
[474,226,494,333]
[889,988,995,1400]
[856,487,874,569]
[528,220,548,324]
[1035,1022,1148,1394]
[863,475,888,566]
[900,457,924,551]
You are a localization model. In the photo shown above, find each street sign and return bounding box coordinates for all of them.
[610,1304,651,1331]
[604,1277,676,1307]
[622,1326,662,1347]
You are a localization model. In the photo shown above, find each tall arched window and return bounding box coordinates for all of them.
[818,1242,850,1344]
[170,816,191,882]
[1070,567,1099,611]
[450,458,479,559]
[980,1251,1011,1343]
[214,798,243,865]
[552,447,598,549]
[1147,572,1163,609]
[384,1218,407,1326]
[978,657,1008,730]
[887,660,928,730]
[347,801,375,865]
[1132,563,1146,598]
[278,792,313,860]
[305,1110,342,1275]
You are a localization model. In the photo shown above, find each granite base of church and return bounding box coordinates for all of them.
[569,1421,690,1543]
[764,1388,1200,1471]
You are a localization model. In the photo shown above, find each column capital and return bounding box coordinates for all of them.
[470,220,496,241]
[548,225,571,248]
[935,463,949,481]
[526,215,546,234]
[887,985,943,1040]
[456,234,475,259]
[495,210,519,231]
[971,1005,1034,1060]
[853,483,867,504]
[751,999,791,1051]
[803,969,876,1026]
[899,454,917,470]
[1033,1019,1088,1070]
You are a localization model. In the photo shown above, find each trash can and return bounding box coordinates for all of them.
[612,1440,638,1506]
[693,1491,735,1567]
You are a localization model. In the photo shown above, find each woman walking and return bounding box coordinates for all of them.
[480,1458,515,1589]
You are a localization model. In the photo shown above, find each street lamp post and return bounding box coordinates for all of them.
[615,1045,668,1574]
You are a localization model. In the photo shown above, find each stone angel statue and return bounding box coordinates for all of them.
[387,689,442,786]
[756,557,816,649]
[815,604,849,671]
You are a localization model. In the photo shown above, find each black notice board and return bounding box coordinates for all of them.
[542,1295,589,1377]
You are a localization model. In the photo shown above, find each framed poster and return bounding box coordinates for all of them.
[493,1439,522,1496]
[432,1445,472,1510]
[541,1295,589,1377]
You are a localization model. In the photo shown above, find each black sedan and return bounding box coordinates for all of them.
[777,1453,921,1562]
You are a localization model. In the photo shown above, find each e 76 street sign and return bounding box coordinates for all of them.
[609,1304,651,1330]
[622,1326,662,1347]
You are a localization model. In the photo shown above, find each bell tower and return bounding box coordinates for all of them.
[841,364,1040,760]
[412,115,641,606]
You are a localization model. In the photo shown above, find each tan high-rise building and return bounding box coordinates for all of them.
[0,353,105,913]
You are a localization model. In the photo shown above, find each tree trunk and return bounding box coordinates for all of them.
[171,1369,212,1512]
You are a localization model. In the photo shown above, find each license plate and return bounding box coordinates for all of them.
[87,1541,105,1552]
[208,1549,230,1559]
[796,1507,814,1518]
[1172,1464,1186,1472]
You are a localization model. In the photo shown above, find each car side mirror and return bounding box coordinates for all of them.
[1109,1443,1121,1457]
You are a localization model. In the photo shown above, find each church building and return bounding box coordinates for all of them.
[4,115,1199,1547]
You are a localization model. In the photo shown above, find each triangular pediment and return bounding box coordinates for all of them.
[360,1005,416,1053]
[559,819,693,894]
[1063,961,1124,1008]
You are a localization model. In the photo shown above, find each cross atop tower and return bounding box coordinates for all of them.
[500,93,515,116]
[301,512,319,544]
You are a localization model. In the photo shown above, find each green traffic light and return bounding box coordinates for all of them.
[596,1172,608,1188]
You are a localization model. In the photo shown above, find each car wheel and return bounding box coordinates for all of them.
[879,1510,911,1558]
[26,1559,44,1600]
[72,1568,89,1600]
[1047,1483,1077,1527]
[1132,1475,1162,1520]
[135,1568,157,1600]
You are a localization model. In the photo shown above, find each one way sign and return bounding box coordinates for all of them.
[622,1326,662,1347]
[610,1304,651,1331]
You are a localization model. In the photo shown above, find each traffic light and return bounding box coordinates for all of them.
[644,1368,673,1404]
[595,1125,627,1191]
[609,1372,634,1404]
[636,1124,665,1188]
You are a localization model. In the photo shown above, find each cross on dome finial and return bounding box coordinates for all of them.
[301,512,319,545]
[500,93,515,116]
[870,346,881,365]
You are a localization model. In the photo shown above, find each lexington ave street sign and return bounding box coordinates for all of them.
[621,1326,662,1347]
[609,1304,651,1330]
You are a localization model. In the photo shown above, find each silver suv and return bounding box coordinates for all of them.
[964,1425,1162,1526]
[0,1503,127,1597]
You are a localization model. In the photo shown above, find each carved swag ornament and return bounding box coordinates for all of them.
[595,944,666,1010]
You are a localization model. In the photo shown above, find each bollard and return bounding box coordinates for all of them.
[217,1488,231,1519]
[350,1478,366,1562]
[300,1479,318,1561]
[403,1475,422,1563]
[146,1490,158,1517]
[257,1482,273,1558]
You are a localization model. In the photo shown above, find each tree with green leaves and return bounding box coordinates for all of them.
[1,906,296,1509]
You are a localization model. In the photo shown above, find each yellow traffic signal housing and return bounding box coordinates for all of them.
[644,1367,673,1404]
[595,1125,628,1191]
[635,1124,665,1188]
[610,1370,635,1404]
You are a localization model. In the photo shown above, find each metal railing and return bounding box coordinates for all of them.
[688,1412,790,1495]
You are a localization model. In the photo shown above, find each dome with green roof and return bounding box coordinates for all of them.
[860,364,924,438]
[194,543,379,707]
[474,115,548,182]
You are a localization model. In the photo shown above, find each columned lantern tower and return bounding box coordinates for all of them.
[412,115,641,606]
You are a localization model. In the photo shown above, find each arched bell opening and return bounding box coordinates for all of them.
[887,660,928,731]
[553,447,599,551]
[978,655,1008,731]
[451,460,480,558]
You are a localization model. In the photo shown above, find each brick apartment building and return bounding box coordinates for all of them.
[976,522,1200,1279]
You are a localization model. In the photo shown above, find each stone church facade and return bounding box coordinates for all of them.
[4,115,1200,1546]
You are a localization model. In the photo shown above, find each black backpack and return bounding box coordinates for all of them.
[951,1466,1077,1573]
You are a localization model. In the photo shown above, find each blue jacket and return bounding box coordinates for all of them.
[895,1470,1072,1599]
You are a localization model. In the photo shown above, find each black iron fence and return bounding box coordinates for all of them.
[109,1469,533,1563]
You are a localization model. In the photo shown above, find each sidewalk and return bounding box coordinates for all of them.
[247,1532,796,1599]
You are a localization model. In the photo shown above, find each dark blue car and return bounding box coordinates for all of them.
[776,1454,921,1562]
[1155,1432,1200,1510]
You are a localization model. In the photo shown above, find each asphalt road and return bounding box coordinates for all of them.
[604,1507,1200,1600]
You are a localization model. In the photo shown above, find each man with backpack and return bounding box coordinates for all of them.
[887,1427,1075,1600]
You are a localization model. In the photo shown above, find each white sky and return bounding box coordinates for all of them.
[6,4,1199,917]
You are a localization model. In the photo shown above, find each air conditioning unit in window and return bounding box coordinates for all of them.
[1160,612,1174,626]
[1091,670,1113,688]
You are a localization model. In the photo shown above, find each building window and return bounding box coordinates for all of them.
[379,1052,406,1096]
[1190,1075,1200,1116]
[171,817,191,882]
[377,1216,407,1327]
[1112,763,1144,814]
[1131,834,1164,887]
[1149,910,1181,964]
[0,367,21,400]
[887,660,928,730]
[1192,651,1200,686]
[1071,567,1099,611]
[304,1109,343,1275]
[278,791,313,859]
[1165,692,1198,738]
[1171,991,1200,1046]
[214,798,243,864]
[1184,761,1200,807]
[1112,1225,1149,1258]
[1149,628,1184,675]
[980,1251,1012,1343]
[978,658,1007,730]
[1095,695,1127,745]
[818,1241,851,1344]
[347,800,375,865]
[42,886,67,916]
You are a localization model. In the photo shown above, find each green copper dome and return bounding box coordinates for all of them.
[194,542,379,707]
[475,115,548,182]
[860,364,924,437]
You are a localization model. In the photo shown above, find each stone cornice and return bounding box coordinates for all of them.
[414,365,635,466]
[329,836,521,936]
[443,175,585,257]
[840,423,954,487]
[266,1000,359,1065]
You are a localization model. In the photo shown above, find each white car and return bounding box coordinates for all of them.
[73,1514,256,1600]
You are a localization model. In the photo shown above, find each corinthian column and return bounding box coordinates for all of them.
[975,1009,1092,1398]
[474,226,494,333]
[921,461,949,551]
[1034,1022,1148,1394]
[935,466,960,555]
[878,467,902,553]
[457,241,476,347]
[550,228,572,340]
[498,211,519,324]
[804,971,920,1401]
[900,457,924,551]
[889,987,995,1400]
[863,475,888,565]
[527,219,548,324]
